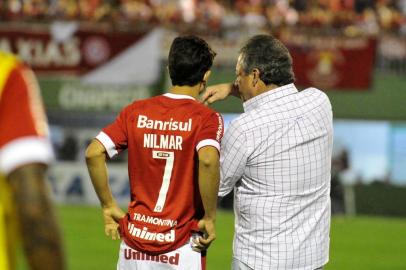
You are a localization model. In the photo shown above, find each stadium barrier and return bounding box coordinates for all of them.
[354,182,406,217]
[49,162,130,205]
[48,162,406,217]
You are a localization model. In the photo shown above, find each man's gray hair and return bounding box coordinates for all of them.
[240,35,295,86]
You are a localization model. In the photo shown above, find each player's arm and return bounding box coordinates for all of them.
[8,163,65,270]
[201,82,240,104]
[195,145,220,251]
[85,139,125,240]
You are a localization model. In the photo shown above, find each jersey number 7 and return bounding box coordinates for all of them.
[152,150,174,212]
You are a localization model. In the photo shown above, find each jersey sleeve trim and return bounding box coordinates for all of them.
[196,139,220,153]
[0,136,53,175]
[96,131,118,158]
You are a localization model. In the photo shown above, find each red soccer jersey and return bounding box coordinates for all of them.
[0,51,53,270]
[0,51,52,175]
[97,93,224,254]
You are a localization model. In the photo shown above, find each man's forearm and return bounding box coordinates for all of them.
[198,149,220,220]
[214,83,239,98]
[8,164,65,270]
[85,140,116,207]
[202,83,241,104]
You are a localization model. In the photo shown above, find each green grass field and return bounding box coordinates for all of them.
[17,206,406,270]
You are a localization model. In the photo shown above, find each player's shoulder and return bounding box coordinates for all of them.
[198,104,223,125]
[118,95,221,120]
[169,96,220,117]
[0,51,24,77]
[0,50,19,63]
[120,95,161,114]
[0,51,24,72]
[0,52,35,101]
[194,101,219,115]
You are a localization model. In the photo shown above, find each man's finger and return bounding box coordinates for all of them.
[191,238,206,252]
[207,95,218,105]
[201,95,215,105]
[198,235,215,246]
[200,94,211,104]
[193,238,204,247]
[201,88,216,103]
[112,228,120,240]
[203,88,214,98]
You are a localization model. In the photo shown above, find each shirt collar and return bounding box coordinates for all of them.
[243,83,298,112]
[163,93,195,100]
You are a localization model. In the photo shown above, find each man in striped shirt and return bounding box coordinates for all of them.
[203,35,333,270]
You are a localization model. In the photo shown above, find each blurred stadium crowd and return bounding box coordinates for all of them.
[1,0,406,34]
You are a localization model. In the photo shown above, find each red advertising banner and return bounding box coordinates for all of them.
[279,30,377,90]
[0,26,147,75]
[0,25,377,89]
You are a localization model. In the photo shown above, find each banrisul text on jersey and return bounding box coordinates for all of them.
[137,115,192,151]
[137,115,192,131]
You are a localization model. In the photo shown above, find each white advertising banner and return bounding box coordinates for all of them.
[48,162,131,205]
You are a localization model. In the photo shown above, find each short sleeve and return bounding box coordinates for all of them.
[96,109,128,158]
[196,112,224,153]
[0,65,53,175]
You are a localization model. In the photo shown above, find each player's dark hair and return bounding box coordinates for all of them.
[168,35,216,87]
[240,35,295,86]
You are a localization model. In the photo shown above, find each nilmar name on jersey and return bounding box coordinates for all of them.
[137,115,192,150]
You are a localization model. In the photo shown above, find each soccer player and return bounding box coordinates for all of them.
[0,51,65,270]
[202,34,333,270]
[86,35,223,270]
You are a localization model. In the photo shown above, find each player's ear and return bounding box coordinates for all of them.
[203,70,211,82]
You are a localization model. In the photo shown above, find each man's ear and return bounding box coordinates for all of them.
[203,70,212,83]
[252,68,260,86]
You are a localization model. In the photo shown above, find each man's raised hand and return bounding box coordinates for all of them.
[201,83,235,105]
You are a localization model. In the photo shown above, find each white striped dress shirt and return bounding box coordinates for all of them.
[219,83,333,270]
